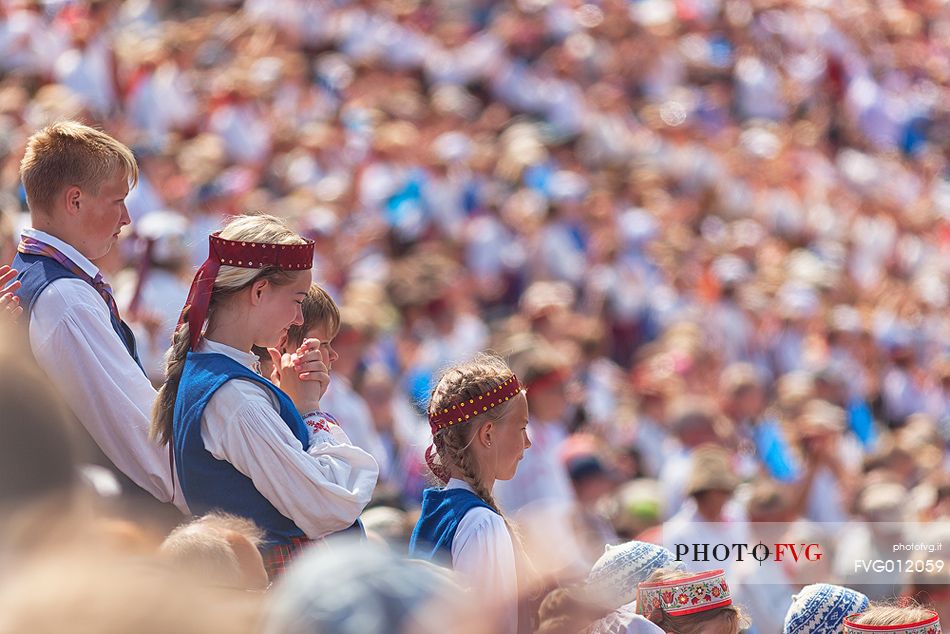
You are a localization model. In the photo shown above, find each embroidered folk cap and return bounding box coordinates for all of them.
[586,541,684,611]
[178,232,314,351]
[636,569,732,619]
[783,583,870,634]
[843,610,941,634]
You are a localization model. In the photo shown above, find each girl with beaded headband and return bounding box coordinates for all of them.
[409,353,533,634]
[150,214,378,580]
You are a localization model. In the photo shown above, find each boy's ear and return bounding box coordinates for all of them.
[64,186,83,217]
[249,278,269,305]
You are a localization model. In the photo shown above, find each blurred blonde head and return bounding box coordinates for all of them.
[160,512,268,591]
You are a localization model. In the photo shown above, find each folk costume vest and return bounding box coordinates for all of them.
[12,245,158,504]
[172,351,311,545]
[13,251,143,370]
[409,486,496,562]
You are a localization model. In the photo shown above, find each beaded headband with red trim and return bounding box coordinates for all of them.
[843,611,941,634]
[636,569,732,619]
[206,232,314,270]
[427,375,524,434]
[177,232,315,351]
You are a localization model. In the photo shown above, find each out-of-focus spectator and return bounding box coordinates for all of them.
[159,512,269,592]
[495,342,575,515]
[0,323,79,564]
[264,541,477,634]
[659,397,725,517]
[0,551,261,634]
[663,445,747,576]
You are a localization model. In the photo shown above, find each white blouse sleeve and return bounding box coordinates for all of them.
[451,507,519,634]
[200,379,379,539]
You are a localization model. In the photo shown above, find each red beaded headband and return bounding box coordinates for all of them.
[843,611,941,634]
[637,569,732,619]
[428,375,524,434]
[178,231,314,351]
[205,233,314,270]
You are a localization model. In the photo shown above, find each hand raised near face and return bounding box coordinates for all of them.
[268,338,330,413]
[293,337,331,395]
[0,266,22,323]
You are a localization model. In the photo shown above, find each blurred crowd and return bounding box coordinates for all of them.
[2,0,950,632]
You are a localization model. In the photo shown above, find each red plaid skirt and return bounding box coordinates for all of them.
[262,536,314,581]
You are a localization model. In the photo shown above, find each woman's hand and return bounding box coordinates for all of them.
[268,338,330,413]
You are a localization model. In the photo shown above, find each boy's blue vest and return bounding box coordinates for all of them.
[409,486,497,562]
[173,352,310,544]
[12,252,143,369]
[11,251,156,503]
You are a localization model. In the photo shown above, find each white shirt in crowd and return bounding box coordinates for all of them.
[447,478,518,634]
[113,267,190,384]
[662,498,749,579]
[23,228,185,511]
[198,338,379,540]
[658,444,692,519]
[320,376,391,481]
[53,34,116,117]
[729,549,794,634]
[494,419,574,515]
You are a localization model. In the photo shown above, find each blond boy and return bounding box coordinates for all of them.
[12,121,181,509]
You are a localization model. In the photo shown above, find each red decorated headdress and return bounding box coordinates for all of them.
[178,232,314,351]
[425,375,524,483]
[843,611,941,634]
[636,569,732,620]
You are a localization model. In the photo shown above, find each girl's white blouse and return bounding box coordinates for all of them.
[198,338,379,539]
[447,478,518,634]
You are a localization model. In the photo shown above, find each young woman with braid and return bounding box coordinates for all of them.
[150,213,378,580]
[409,354,532,634]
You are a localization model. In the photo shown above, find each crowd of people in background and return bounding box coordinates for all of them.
[1,0,950,632]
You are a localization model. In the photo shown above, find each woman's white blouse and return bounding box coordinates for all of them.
[198,339,379,539]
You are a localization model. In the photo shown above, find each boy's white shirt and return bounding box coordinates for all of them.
[23,227,186,511]
[447,478,519,634]
[198,338,379,539]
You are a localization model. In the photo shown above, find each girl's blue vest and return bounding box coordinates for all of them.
[409,486,496,562]
[409,486,536,633]
[173,352,310,544]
